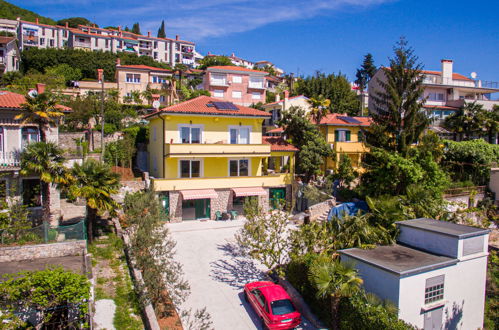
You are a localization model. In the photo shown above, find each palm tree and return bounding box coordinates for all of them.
[16,92,65,142]
[70,159,120,243]
[20,142,72,223]
[308,257,363,330]
[443,102,484,141]
[308,95,331,124]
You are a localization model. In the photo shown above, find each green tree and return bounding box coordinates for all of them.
[16,92,64,142]
[20,142,72,223]
[197,55,233,70]
[131,22,141,35]
[70,159,120,243]
[157,20,166,38]
[367,38,429,156]
[333,154,358,188]
[56,17,95,28]
[0,0,55,24]
[0,71,22,87]
[444,102,496,142]
[45,63,82,84]
[278,106,332,182]
[7,71,66,94]
[308,95,331,124]
[0,267,90,327]
[355,53,376,91]
[308,257,363,330]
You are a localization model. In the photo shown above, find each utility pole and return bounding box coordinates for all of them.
[98,69,105,161]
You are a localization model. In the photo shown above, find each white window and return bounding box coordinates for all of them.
[249,77,263,88]
[213,90,224,98]
[232,75,242,83]
[179,125,202,143]
[229,159,249,177]
[179,160,201,178]
[210,74,227,86]
[252,92,261,100]
[425,275,445,304]
[229,126,250,144]
[232,91,242,99]
[22,127,39,148]
[126,74,141,83]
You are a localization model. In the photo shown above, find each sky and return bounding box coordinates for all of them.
[12,0,499,82]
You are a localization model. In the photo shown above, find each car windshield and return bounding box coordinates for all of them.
[271,299,295,315]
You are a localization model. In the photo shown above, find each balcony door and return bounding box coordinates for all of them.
[179,125,202,144]
[229,126,250,144]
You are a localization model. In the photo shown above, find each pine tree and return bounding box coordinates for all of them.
[157,20,166,38]
[367,38,429,156]
[355,53,376,91]
[131,22,141,35]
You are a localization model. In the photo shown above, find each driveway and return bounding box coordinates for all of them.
[169,220,317,330]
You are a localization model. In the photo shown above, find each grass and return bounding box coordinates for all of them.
[90,233,144,329]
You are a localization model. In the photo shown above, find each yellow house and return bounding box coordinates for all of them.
[146,96,297,221]
[317,113,371,171]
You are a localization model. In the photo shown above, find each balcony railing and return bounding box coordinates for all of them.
[0,151,21,168]
[330,142,368,153]
[165,143,271,157]
[423,76,498,89]
[73,41,91,48]
[210,80,229,87]
[248,83,265,89]
[152,173,292,192]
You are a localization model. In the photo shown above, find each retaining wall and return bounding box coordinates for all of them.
[0,240,87,262]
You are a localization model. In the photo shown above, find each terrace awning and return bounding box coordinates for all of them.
[231,187,267,197]
[181,189,218,200]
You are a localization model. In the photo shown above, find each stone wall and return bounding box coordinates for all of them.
[212,189,232,220]
[308,198,336,221]
[168,191,182,222]
[0,240,87,262]
[259,188,270,213]
[444,193,485,212]
[58,132,86,152]
[59,131,123,153]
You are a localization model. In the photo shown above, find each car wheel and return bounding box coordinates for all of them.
[244,290,249,302]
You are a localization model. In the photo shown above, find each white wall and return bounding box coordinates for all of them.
[398,227,460,258]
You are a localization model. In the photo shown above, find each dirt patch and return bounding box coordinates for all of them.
[93,256,116,298]
[111,166,135,181]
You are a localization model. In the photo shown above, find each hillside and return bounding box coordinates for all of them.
[0,0,55,25]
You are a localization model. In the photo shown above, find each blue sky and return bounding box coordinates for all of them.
[13,0,499,82]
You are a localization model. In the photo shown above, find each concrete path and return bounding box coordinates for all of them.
[94,299,116,330]
[169,219,317,330]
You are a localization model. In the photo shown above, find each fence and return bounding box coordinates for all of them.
[0,221,86,246]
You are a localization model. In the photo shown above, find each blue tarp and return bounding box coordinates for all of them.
[327,201,369,221]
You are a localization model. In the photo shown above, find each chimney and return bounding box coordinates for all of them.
[231,52,235,57]
[284,90,289,101]
[97,69,104,83]
[116,58,121,66]
[441,59,453,83]
[148,31,151,37]
[35,83,46,94]
[175,35,179,40]
[36,18,39,25]
[65,22,69,29]
[118,26,121,32]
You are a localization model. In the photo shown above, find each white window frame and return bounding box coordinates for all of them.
[178,124,204,144]
[126,73,141,83]
[251,92,261,100]
[178,159,203,178]
[210,73,227,86]
[232,75,242,83]
[232,91,242,99]
[228,158,250,177]
[213,89,224,98]
[249,76,264,88]
[228,125,251,144]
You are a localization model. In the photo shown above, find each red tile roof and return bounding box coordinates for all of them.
[0,36,15,44]
[262,136,298,152]
[317,113,372,126]
[0,91,72,112]
[145,96,271,118]
[207,66,268,74]
[117,65,172,72]
[424,105,460,110]
[264,95,308,106]
[266,127,284,134]
[421,70,472,81]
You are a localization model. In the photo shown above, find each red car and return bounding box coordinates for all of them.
[244,281,301,330]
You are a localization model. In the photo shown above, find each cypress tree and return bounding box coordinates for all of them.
[355,53,376,91]
[131,22,141,35]
[157,20,166,38]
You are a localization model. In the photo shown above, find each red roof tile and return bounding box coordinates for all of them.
[0,36,15,44]
[317,113,372,126]
[421,70,472,81]
[145,96,271,118]
[266,127,284,134]
[262,136,298,152]
[0,91,72,112]
[117,65,172,72]
[207,66,268,74]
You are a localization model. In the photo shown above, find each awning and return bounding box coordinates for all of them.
[231,187,267,197]
[181,189,218,200]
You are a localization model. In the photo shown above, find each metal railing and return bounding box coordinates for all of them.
[74,41,91,48]
[0,220,86,246]
[0,151,20,167]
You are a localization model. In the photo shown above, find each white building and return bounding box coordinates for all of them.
[0,18,19,36]
[340,218,489,330]
[0,36,20,74]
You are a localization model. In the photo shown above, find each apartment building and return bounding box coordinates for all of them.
[0,18,18,36]
[317,113,371,171]
[368,59,499,128]
[146,95,296,221]
[203,66,268,106]
[0,36,20,74]
[17,19,196,67]
[341,218,489,329]
[0,84,69,224]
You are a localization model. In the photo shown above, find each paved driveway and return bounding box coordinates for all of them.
[169,220,316,330]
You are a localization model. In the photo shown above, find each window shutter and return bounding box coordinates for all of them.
[335,130,339,142]
[345,130,351,142]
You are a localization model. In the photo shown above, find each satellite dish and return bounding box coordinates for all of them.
[28,90,38,98]
[470,72,477,79]
[152,101,160,110]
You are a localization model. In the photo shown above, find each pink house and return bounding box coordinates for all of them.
[203,66,268,106]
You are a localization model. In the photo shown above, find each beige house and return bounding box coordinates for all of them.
[261,92,310,132]
[0,36,20,74]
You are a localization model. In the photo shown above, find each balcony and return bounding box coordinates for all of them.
[0,151,20,168]
[165,143,271,158]
[139,43,152,49]
[152,173,292,192]
[248,83,265,90]
[210,80,229,87]
[74,41,91,48]
[330,142,368,153]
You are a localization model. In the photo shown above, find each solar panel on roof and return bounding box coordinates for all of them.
[338,116,361,124]
[211,101,239,110]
